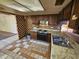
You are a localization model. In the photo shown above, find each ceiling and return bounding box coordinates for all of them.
[0,0,71,15]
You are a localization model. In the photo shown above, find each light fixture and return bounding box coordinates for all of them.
[0,1,30,12]
[72,15,78,20]
[15,0,44,11]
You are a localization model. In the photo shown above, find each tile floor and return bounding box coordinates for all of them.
[0,38,50,59]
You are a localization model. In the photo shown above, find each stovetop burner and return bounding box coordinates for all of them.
[53,36,73,48]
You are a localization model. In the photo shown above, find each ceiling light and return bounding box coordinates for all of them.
[0,1,30,12]
[15,0,44,11]
[72,15,78,20]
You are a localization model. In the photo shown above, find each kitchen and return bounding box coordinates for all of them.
[0,0,79,59]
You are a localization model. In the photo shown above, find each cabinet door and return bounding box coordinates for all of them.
[32,17,39,25]
[31,32,37,39]
[47,33,51,42]
[48,16,57,26]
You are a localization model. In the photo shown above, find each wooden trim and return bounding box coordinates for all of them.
[55,0,65,5]
[0,10,27,16]
[0,11,17,15]
[70,0,76,17]
[59,1,72,14]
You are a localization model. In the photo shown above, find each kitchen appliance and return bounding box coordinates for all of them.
[53,35,73,48]
[37,30,48,42]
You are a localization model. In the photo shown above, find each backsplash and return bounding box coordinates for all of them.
[25,16,33,33]
[16,15,26,39]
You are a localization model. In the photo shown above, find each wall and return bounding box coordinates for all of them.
[69,0,79,34]
[0,13,18,33]
[69,0,79,29]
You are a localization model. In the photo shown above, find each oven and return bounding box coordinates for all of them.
[37,30,48,42]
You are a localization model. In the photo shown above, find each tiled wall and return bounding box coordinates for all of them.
[16,15,26,39]
[25,16,33,33]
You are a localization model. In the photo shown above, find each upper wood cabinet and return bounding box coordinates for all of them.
[31,15,58,26]
[63,3,72,20]
[32,16,39,25]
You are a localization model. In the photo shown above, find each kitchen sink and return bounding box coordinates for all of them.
[52,35,73,48]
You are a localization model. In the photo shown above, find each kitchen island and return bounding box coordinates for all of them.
[31,28,79,59]
[30,27,60,42]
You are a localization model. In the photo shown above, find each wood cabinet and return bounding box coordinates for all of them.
[31,15,58,26]
[47,33,51,42]
[32,17,39,25]
[48,16,57,26]
[31,31,37,39]
[63,2,72,20]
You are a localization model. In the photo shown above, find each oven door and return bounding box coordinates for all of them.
[37,32,48,42]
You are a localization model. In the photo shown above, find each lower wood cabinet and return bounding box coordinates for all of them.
[48,33,51,42]
[31,31,37,40]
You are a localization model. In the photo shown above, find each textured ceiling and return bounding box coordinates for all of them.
[0,0,71,15]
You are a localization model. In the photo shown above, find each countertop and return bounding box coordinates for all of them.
[64,32,79,43]
[51,32,79,59]
[31,28,60,34]
[0,31,16,40]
